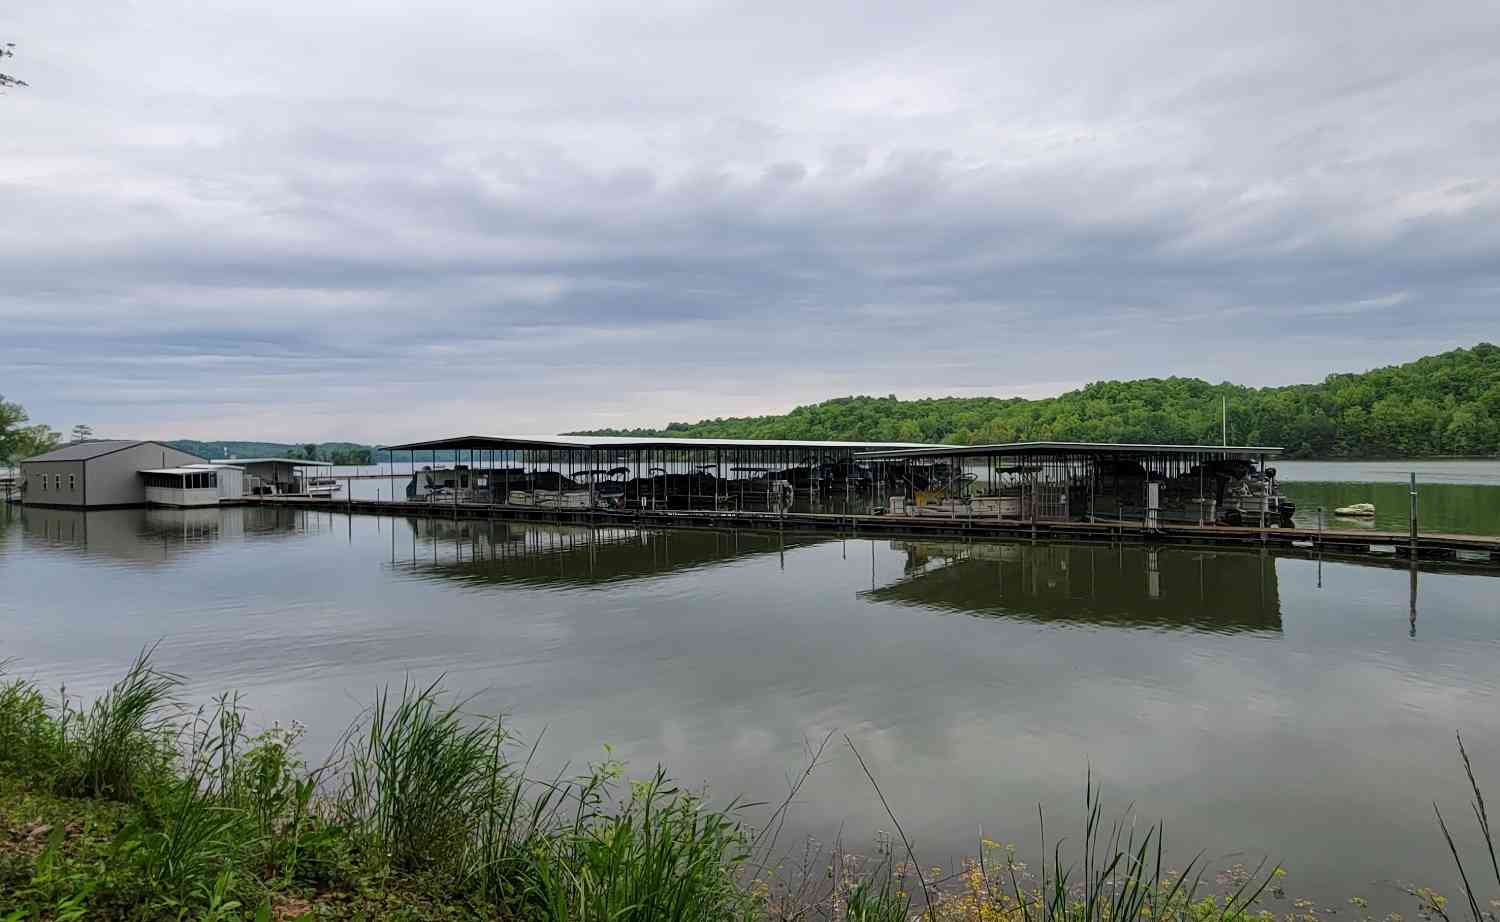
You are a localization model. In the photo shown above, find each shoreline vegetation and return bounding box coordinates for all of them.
[570,345,1500,461]
[9,346,1500,468]
[1,654,1494,921]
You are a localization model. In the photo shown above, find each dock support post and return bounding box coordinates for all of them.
[1409,472,1419,560]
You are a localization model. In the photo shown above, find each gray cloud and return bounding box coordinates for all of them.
[3,0,1497,440]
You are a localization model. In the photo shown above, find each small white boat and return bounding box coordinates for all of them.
[304,477,344,497]
[1333,503,1376,517]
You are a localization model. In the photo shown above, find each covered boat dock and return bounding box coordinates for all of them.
[377,434,949,512]
[211,458,335,497]
[855,441,1292,528]
[246,435,1499,568]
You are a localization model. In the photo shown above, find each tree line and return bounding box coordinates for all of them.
[0,418,375,467]
[575,344,1500,459]
[0,397,63,464]
[169,440,374,465]
[8,345,1498,464]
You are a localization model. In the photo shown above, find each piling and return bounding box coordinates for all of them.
[1409,473,1418,558]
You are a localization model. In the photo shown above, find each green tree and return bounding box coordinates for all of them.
[0,396,26,460]
[70,424,94,443]
[1,396,60,462]
[327,447,374,465]
[568,344,1500,459]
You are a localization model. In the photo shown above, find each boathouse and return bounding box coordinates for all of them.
[18,440,208,509]
[211,458,334,496]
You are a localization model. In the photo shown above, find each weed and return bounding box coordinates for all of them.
[337,675,509,877]
[1433,734,1499,922]
[0,664,60,783]
[528,765,755,922]
[845,860,912,922]
[133,777,244,905]
[55,646,180,801]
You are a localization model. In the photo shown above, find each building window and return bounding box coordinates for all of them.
[54,474,61,490]
[40,474,47,491]
[68,474,76,490]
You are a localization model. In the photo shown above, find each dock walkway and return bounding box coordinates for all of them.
[249,496,1500,568]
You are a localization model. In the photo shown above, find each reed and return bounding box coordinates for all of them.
[0,662,59,781]
[1432,734,1499,922]
[844,862,913,922]
[527,766,756,922]
[336,675,511,877]
[921,772,1277,922]
[54,646,181,801]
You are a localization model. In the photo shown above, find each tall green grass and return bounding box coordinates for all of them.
[0,660,60,780]
[331,677,761,920]
[11,649,1487,922]
[527,768,756,922]
[337,676,510,877]
[55,646,180,801]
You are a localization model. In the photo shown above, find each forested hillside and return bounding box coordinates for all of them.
[574,344,1500,458]
[167,440,373,464]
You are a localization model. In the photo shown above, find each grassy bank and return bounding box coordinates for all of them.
[1,653,1492,921]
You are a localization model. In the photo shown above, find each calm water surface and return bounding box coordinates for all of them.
[1275,461,1500,536]
[2,500,1498,908]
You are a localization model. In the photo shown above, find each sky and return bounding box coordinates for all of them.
[2,1,1497,442]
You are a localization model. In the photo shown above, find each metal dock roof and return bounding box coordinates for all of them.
[853,441,1285,460]
[209,458,335,467]
[378,434,954,452]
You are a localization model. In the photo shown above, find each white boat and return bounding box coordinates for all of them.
[1333,503,1376,517]
[508,489,592,509]
[304,476,343,497]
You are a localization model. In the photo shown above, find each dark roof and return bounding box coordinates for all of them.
[22,440,206,464]
[379,434,951,452]
[853,441,1284,461]
[23,440,144,462]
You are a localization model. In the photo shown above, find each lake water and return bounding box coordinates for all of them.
[2,494,1498,910]
[1274,461,1500,536]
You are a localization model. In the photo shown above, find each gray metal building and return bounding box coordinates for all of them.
[18,440,207,509]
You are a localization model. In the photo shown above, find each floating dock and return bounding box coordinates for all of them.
[264,433,1497,568]
[249,495,1500,568]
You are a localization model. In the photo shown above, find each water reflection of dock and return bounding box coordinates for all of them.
[392,519,833,588]
[862,541,1283,633]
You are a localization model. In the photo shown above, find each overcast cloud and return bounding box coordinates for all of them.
[3,0,1497,441]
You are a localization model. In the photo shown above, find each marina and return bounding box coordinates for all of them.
[234,434,1498,567]
[12,435,1493,563]
[4,496,1498,908]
